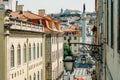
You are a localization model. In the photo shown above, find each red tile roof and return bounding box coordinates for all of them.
[11,11,63,34]
[63,25,80,32]
[42,16,62,33]
[11,11,43,19]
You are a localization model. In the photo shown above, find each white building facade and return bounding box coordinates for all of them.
[0,10,44,80]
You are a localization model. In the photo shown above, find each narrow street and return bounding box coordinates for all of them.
[1,0,120,80]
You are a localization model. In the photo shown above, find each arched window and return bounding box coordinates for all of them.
[17,44,21,65]
[23,44,26,63]
[33,43,36,59]
[30,75,32,80]
[41,43,42,57]
[11,45,14,67]
[41,69,43,80]
[37,43,39,58]
[29,43,31,61]
[37,71,39,80]
[33,73,36,80]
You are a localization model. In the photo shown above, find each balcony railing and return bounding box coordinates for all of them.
[4,18,44,32]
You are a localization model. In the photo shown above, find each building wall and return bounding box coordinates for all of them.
[102,0,120,80]
[8,33,43,80]
[99,0,120,80]
[0,10,45,80]
[45,34,64,80]
[0,10,6,80]
[63,32,81,57]
[3,0,12,9]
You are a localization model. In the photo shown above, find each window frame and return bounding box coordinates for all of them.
[118,0,120,53]
[17,44,21,65]
[10,45,15,67]
[37,43,39,58]
[23,44,26,63]
[41,43,42,57]
[110,0,114,48]
[29,43,32,61]
[33,43,36,59]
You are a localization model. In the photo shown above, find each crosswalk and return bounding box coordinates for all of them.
[72,68,88,77]
[71,68,92,80]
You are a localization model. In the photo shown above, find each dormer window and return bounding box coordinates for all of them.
[52,22,55,29]
[68,32,72,36]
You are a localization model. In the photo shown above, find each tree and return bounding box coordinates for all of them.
[63,43,70,57]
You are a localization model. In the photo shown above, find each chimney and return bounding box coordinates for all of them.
[0,0,2,4]
[16,1,24,12]
[38,9,45,16]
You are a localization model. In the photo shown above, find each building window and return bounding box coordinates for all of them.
[17,44,21,65]
[11,74,13,79]
[30,75,32,80]
[11,45,14,67]
[29,44,31,61]
[33,43,36,59]
[107,0,109,45]
[23,44,26,63]
[37,71,39,80]
[111,0,114,48]
[118,0,120,53]
[74,36,77,40]
[69,36,71,40]
[37,43,39,58]
[68,32,71,35]
[41,69,43,80]
[41,43,42,57]
[64,37,66,40]
[74,44,77,46]
[33,73,36,80]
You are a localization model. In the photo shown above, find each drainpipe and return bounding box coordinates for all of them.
[104,0,107,80]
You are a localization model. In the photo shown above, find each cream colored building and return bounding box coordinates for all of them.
[0,10,44,80]
[43,16,64,80]
[63,25,81,57]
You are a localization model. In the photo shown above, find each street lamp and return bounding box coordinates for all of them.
[63,38,75,73]
[63,53,75,80]
[63,53,75,73]
[63,38,75,80]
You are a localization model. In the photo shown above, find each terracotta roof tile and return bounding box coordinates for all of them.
[63,25,80,33]
[11,11,43,19]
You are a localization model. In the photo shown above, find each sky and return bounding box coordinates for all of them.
[12,0,95,14]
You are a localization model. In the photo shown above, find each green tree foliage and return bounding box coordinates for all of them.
[89,18,95,24]
[63,43,70,57]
